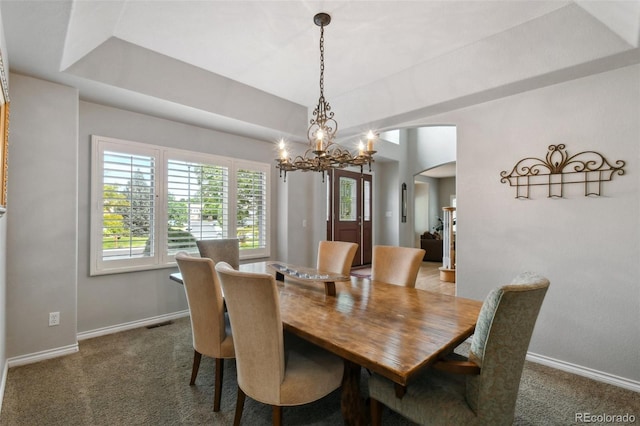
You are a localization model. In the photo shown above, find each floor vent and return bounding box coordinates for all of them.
[146,320,174,329]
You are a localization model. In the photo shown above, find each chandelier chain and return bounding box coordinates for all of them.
[319,23,325,100]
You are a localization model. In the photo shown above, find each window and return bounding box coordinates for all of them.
[91,135,270,275]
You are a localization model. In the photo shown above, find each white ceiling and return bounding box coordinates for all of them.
[1,1,639,144]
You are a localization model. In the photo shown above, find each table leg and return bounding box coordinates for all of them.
[341,360,367,426]
[325,281,336,296]
[394,383,407,398]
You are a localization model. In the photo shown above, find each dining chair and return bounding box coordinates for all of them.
[370,245,426,287]
[196,238,240,269]
[175,253,235,412]
[317,240,358,275]
[368,272,550,425]
[215,261,344,426]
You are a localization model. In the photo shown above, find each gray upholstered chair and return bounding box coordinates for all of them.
[196,238,240,269]
[370,245,426,287]
[215,262,344,426]
[369,272,550,425]
[175,253,234,412]
[317,240,358,276]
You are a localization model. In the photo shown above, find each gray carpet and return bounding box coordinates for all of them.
[0,317,637,425]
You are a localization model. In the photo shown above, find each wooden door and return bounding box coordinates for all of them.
[327,169,372,266]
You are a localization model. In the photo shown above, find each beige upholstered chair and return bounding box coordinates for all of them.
[196,238,240,269]
[369,272,550,425]
[215,262,344,426]
[175,254,234,412]
[317,240,358,276]
[370,245,426,287]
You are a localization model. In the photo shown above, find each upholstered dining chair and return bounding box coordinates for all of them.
[317,240,358,276]
[215,261,344,426]
[370,245,426,287]
[196,238,240,269]
[368,272,550,425]
[175,253,234,412]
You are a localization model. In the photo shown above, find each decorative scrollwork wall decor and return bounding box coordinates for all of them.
[500,144,625,199]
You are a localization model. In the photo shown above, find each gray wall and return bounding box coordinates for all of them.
[0,5,7,385]
[6,74,78,357]
[417,64,640,384]
[438,177,456,210]
[374,161,400,246]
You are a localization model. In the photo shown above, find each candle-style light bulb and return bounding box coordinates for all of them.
[315,130,324,151]
[358,140,365,156]
[278,139,288,161]
[366,131,375,152]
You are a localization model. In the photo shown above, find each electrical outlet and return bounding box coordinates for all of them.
[49,312,60,326]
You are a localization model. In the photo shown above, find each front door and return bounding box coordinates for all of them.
[327,169,372,266]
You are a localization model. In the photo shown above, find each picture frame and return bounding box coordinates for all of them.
[0,46,9,216]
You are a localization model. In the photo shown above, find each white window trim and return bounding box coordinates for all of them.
[90,135,271,276]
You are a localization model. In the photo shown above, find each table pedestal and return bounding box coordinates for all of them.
[341,360,368,426]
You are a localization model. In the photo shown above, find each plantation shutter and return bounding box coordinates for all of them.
[236,167,267,250]
[101,150,156,261]
[166,159,229,255]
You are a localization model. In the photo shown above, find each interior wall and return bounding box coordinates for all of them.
[414,181,430,243]
[374,161,400,246]
[438,177,456,210]
[6,74,78,358]
[0,5,8,395]
[414,64,640,385]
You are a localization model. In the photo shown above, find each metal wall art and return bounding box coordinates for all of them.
[500,144,625,199]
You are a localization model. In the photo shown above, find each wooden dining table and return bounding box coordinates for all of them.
[171,261,482,425]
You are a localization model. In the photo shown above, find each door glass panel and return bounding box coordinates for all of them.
[363,180,371,221]
[339,177,357,221]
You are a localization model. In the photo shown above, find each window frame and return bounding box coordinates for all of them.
[90,135,271,276]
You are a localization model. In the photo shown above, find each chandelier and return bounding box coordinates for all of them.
[276,12,376,182]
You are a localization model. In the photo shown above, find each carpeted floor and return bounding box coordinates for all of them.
[0,317,638,425]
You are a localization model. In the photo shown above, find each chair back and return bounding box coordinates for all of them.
[196,238,240,269]
[466,272,550,424]
[371,245,425,287]
[215,262,285,405]
[317,240,359,275]
[175,254,231,358]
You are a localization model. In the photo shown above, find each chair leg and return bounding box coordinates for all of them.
[213,358,224,412]
[233,387,246,426]
[370,397,383,426]
[272,405,282,426]
[190,350,202,385]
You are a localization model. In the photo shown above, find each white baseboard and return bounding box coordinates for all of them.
[7,343,79,368]
[77,310,189,341]
[0,360,7,415]
[527,352,640,393]
[5,311,189,369]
